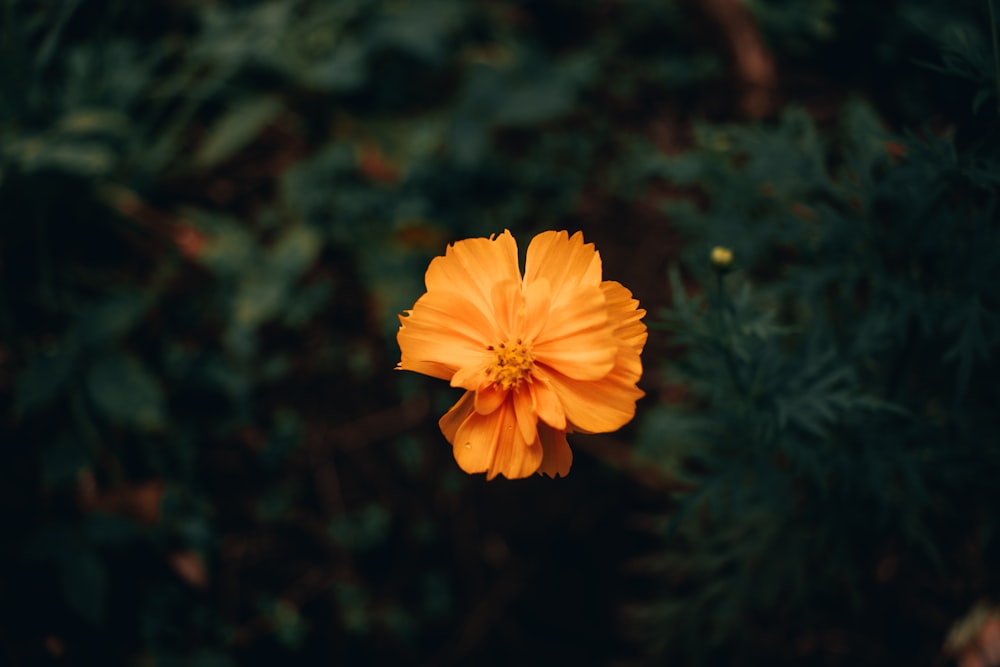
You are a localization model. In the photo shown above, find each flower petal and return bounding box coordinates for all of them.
[534,362,644,434]
[602,281,648,355]
[414,288,499,343]
[490,279,525,341]
[524,230,602,311]
[511,387,538,446]
[521,277,551,342]
[474,382,506,415]
[536,424,572,478]
[397,329,485,380]
[451,362,489,391]
[397,289,495,379]
[395,359,453,381]
[425,230,520,321]
[447,395,543,480]
[532,283,616,380]
[439,390,476,444]
[529,375,566,430]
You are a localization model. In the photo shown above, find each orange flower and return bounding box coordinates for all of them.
[397,230,647,479]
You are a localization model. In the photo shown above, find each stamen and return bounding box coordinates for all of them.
[487,339,534,391]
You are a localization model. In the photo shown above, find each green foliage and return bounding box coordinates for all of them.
[0,0,720,663]
[636,65,1000,664]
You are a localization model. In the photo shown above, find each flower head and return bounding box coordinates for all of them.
[710,245,733,269]
[397,230,647,480]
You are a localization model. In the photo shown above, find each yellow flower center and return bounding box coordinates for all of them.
[486,340,534,391]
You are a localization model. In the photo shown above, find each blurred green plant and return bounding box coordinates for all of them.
[0,0,721,663]
[632,30,1000,661]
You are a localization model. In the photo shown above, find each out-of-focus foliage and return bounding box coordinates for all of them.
[2,0,998,665]
[632,18,1000,665]
[0,0,717,663]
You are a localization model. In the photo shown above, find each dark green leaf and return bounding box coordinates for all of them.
[86,353,166,431]
[15,346,75,416]
[194,96,283,168]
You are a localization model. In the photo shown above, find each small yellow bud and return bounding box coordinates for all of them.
[710,246,733,269]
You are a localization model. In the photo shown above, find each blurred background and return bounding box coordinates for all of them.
[3,0,1000,664]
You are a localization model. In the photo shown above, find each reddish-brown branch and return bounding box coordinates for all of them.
[695,0,778,117]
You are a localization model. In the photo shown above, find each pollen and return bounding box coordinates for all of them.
[486,340,534,391]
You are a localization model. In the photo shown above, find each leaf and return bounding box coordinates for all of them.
[20,138,119,177]
[268,225,322,279]
[371,0,465,62]
[86,353,166,431]
[74,290,147,347]
[195,219,256,275]
[15,346,76,416]
[57,109,131,137]
[194,96,283,168]
[492,79,575,126]
[272,599,306,649]
[232,272,287,328]
[944,296,995,398]
[303,42,367,91]
[972,88,993,114]
[282,279,334,328]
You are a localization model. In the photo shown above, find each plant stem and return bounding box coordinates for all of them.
[711,270,748,402]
